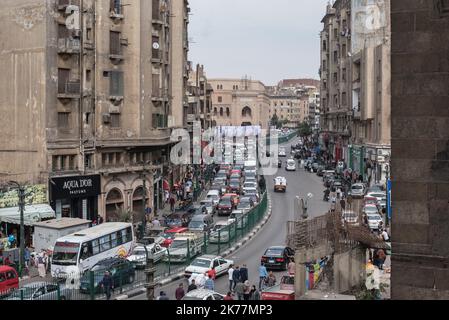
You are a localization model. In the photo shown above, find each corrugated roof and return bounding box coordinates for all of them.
[33,218,91,229]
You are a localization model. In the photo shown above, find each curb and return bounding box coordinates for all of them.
[114,195,273,300]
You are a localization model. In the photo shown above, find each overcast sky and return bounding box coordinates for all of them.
[188,0,329,86]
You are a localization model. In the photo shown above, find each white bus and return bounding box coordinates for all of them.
[50,222,135,278]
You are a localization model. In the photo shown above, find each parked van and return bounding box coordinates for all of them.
[0,266,19,297]
[188,214,214,233]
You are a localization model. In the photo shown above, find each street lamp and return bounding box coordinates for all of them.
[7,181,26,277]
[140,161,152,240]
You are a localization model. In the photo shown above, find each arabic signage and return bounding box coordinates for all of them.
[0,185,47,209]
[50,175,101,200]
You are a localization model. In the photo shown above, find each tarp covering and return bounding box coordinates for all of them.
[0,204,56,226]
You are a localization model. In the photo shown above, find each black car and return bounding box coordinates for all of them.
[278,159,282,168]
[79,258,136,294]
[261,246,295,270]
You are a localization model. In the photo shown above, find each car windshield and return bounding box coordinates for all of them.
[370,193,386,198]
[189,221,204,229]
[265,248,283,256]
[352,185,363,190]
[191,258,212,268]
[91,264,109,272]
[132,249,146,256]
[52,242,80,265]
[368,216,381,221]
[220,198,232,205]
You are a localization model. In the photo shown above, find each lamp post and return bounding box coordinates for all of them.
[143,245,156,300]
[8,181,26,277]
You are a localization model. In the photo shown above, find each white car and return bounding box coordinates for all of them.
[286,159,296,171]
[127,243,167,268]
[209,221,235,243]
[363,204,379,216]
[366,213,383,231]
[200,199,216,216]
[206,190,221,206]
[184,255,234,278]
[366,191,386,203]
[243,181,258,190]
[278,147,287,157]
[350,183,366,198]
[182,289,224,301]
[243,186,258,195]
[228,210,248,229]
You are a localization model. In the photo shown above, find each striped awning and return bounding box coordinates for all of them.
[0,204,55,226]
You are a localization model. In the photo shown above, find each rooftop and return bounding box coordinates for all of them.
[33,218,91,229]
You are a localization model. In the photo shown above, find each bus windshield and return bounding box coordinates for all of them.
[52,242,80,265]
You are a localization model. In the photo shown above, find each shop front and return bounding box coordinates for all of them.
[49,175,101,222]
[350,145,365,179]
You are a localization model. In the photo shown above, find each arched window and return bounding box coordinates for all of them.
[214,107,218,116]
[226,108,230,117]
[242,106,252,117]
[220,108,224,116]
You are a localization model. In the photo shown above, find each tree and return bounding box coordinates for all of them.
[270,114,279,127]
[298,122,312,137]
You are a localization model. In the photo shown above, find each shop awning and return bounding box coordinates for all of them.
[0,204,56,226]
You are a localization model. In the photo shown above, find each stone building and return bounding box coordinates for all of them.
[320,0,353,164]
[0,0,190,223]
[268,94,309,128]
[187,63,214,131]
[391,0,449,299]
[209,78,271,129]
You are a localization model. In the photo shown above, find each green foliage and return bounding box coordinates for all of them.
[298,122,312,137]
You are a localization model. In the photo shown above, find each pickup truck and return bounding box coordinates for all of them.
[261,275,295,300]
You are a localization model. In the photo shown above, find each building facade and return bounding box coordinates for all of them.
[268,94,309,128]
[209,78,271,129]
[320,0,353,165]
[391,0,449,300]
[0,0,190,223]
[187,64,214,131]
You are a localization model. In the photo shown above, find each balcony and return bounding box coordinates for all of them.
[58,81,81,99]
[58,38,81,54]
[151,88,169,102]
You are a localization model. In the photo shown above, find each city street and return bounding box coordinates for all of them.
[130,139,330,300]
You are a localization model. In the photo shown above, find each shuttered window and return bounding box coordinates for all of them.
[110,114,121,128]
[58,112,70,128]
[110,31,121,55]
[110,71,124,96]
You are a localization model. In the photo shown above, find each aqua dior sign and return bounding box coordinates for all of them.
[50,175,101,200]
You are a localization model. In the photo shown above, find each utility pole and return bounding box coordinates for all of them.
[142,174,147,240]
[8,181,26,277]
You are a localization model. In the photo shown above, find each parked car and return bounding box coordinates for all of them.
[261,246,295,270]
[200,199,216,216]
[366,191,387,203]
[228,210,248,229]
[341,210,359,227]
[350,183,366,198]
[366,213,383,231]
[79,258,136,294]
[0,266,19,298]
[6,282,72,300]
[127,243,167,268]
[161,227,189,247]
[363,204,380,216]
[182,289,224,300]
[184,255,233,278]
[188,214,214,233]
[209,221,235,244]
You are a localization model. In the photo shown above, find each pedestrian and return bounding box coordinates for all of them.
[157,291,169,300]
[340,198,346,211]
[224,291,234,300]
[249,285,260,300]
[152,217,161,227]
[24,246,30,268]
[258,262,268,290]
[170,196,176,213]
[175,283,185,300]
[347,194,353,209]
[240,264,249,283]
[265,271,276,288]
[288,258,296,276]
[207,267,216,280]
[204,274,215,291]
[232,265,241,290]
[37,253,46,278]
[188,279,197,292]
[100,271,114,300]
[336,187,342,200]
[243,280,251,300]
[228,264,235,292]
[330,198,336,213]
[381,229,390,242]
[234,281,245,300]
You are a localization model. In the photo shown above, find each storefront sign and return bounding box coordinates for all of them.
[50,175,101,200]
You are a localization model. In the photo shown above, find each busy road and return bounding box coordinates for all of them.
[130,138,330,300]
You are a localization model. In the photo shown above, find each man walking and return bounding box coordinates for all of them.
[100,271,114,300]
[170,196,176,213]
[188,279,197,292]
[228,265,234,292]
[340,197,346,211]
[240,264,249,283]
[258,262,268,291]
[175,283,185,300]
[204,274,215,291]
[232,265,241,291]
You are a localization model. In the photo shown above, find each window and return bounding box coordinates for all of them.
[86,70,92,82]
[58,68,70,94]
[110,114,120,128]
[110,71,124,96]
[342,44,347,58]
[58,112,69,128]
[86,28,92,41]
[333,50,338,63]
[84,154,93,169]
[342,92,347,106]
[92,239,100,255]
[100,235,111,252]
[68,155,76,170]
[226,108,230,117]
[58,24,70,39]
[111,232,118,247]
[111,0,122,14]
[342,68,346,82]
[110,31,121,55]
[323,40,327,51]
[116,231,123,246]
[213,108,217,116]
[220,108,223,116]
[80,242,93,260]
[218,96,222,103]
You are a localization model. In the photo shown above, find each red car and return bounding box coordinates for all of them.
[364,196,378,206]
[161,227,188,247]
[0,266,19,297]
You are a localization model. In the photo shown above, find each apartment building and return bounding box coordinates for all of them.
[209,78,271,129]
[268,94,309,129]
[0,0,190,223]
[320,0,353,165]
[349,0,391,185]
[187,63,214,131]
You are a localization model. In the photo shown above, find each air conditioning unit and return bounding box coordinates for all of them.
[102,114,111,124]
